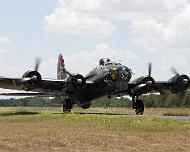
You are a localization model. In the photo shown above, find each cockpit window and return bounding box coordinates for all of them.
[114,63,121,65]
[99,58,111,66]
[99,58,122,66]
[105,62,113,66]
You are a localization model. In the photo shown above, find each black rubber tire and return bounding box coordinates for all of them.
[80,102,91,109]
[63,99,73,113]
[135,99,144,115]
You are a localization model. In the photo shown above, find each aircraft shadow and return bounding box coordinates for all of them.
[53,112,129,116]
[0,111,40,116]
[76,112,129,116]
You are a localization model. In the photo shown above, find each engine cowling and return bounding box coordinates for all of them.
[67,74,86,88]
[22,70,42,80]
[131,76,155,87]
[129,76,155,97]
[169,74,189,93]
[22,70,42,90]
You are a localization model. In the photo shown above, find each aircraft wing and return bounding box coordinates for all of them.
[0,75,94,97]
[0,77,25,90]
[152,81,170,91]
[128,74,189,97]
[0,77,66,96]
[0,92,57,97]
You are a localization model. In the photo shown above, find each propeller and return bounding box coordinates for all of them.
[170,67,189,85]
[169,67,190,98]
[146,63,154,87]
[148,63,152,77]
[84,74,95,80]
[171,67,179,75]
[64,70,73,77]
[64,69,87,88]
[65,69,94,82]
[66,69,96,88]
[34,57,41,71]
[21,57,42,83]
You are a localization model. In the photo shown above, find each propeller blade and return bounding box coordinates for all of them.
[148,63,152,77]
[84,74,95,80]
[35,58,41,71]
[171,67,179,75]
[65,70,73,77]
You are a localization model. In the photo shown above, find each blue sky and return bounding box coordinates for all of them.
[0,0,190,83]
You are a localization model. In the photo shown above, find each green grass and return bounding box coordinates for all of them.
[0,108,190,151]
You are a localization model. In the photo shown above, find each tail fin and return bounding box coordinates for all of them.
[57,54,67,79]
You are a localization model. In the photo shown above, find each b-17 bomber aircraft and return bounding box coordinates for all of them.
[0,54,189,115]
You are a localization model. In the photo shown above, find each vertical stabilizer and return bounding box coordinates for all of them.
[57,54,67,79]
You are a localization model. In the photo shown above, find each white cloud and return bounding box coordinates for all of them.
[43,0,190,79]
[39,43,138,77]
[0,43,137,79]
[62,0,187,20]
[0,48,8,54]
[68,0,186,16]
[0,36,11,44]
[112,0,187,20]
[44,1,114,36]
[44,0,187,37]
[63,43,138,75]
[130,4,190,56]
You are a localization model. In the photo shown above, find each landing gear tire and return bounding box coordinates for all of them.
[63,99,73,113]
[80,102,91,109]
[135,100,144,115]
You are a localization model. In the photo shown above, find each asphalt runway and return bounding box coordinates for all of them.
[127,115,190,121]
[76,112,190,121]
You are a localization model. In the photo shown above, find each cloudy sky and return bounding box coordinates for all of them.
[0,0,190,83]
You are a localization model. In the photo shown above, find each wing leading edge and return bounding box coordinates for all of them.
[0,77,67,96]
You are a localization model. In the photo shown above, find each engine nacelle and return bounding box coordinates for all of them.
[129,76,155,97]
[131,76,155,87]
[168,74,189,93]
[67,74,86,88]
[22,70,42,80]
[22,70,42,90]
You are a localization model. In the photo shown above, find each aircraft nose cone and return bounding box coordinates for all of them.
[106,66,132,82]
[118,66,132,81]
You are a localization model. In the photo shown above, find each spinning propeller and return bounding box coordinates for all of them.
[148,63,152,77]
[169,67,190,97]
[21,58,42,83]
[34,57,41,72]
[64,69,94,88]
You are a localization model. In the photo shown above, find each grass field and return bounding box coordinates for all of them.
[1,107,189,116]
[0,107,190,152]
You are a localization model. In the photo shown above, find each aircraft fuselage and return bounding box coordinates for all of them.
[67,61,132,105]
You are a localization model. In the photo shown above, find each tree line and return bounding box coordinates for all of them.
[0,91,190,108]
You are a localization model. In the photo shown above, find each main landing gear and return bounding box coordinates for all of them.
[132,97,144,115]
[62,98,73,113]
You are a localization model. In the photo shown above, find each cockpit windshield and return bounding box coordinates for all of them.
[99,58,111,66]
[105,62,113,66]
[99,58,121,66]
